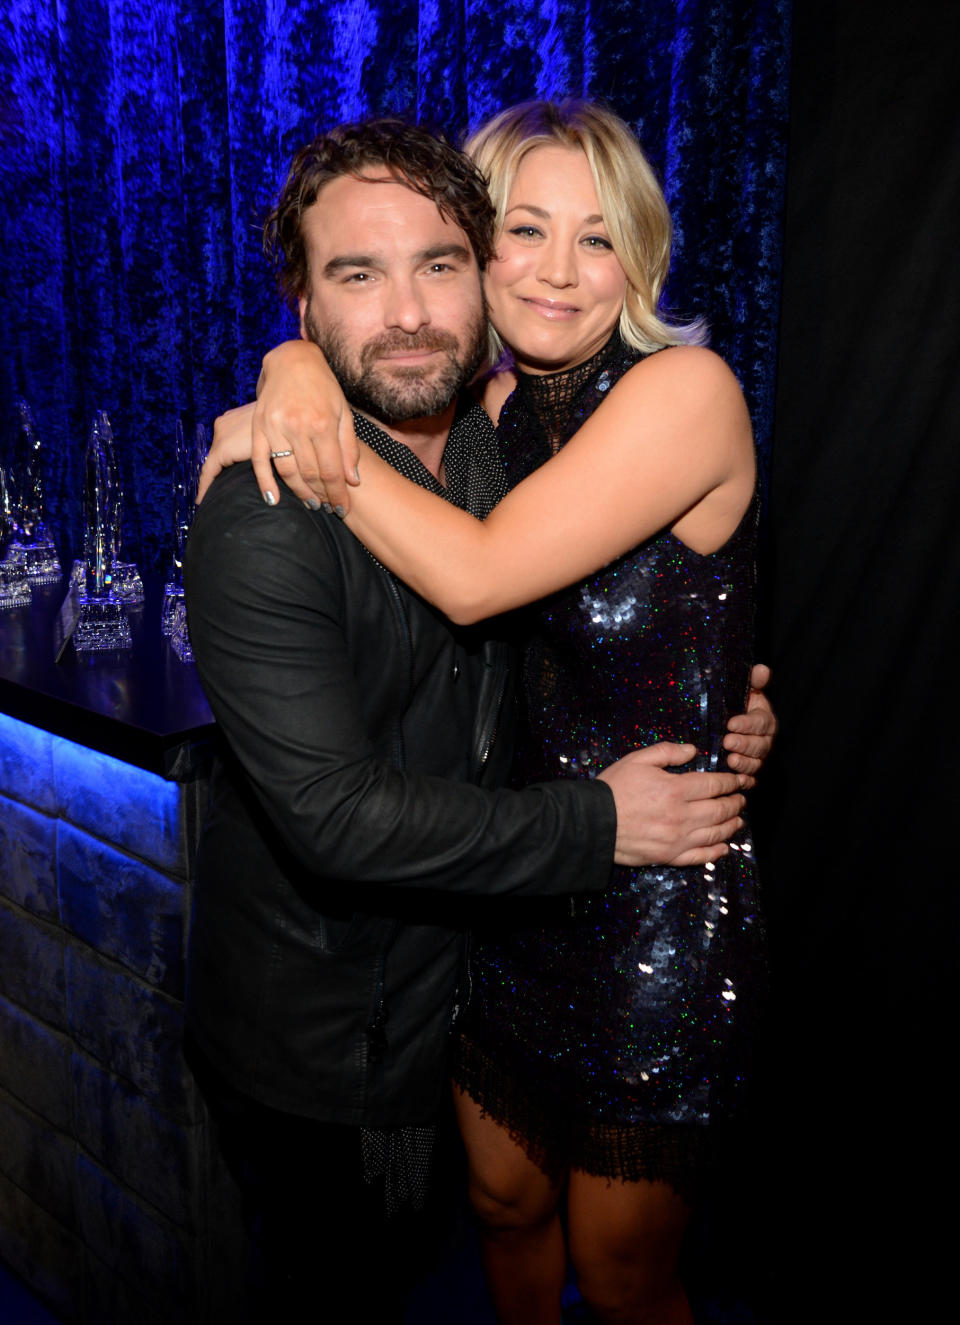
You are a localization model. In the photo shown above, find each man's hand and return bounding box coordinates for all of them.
[723,663,777,784]
[598,743,746,867]
[250,341,360,513]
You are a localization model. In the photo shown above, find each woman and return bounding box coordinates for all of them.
[206,101,764,1325]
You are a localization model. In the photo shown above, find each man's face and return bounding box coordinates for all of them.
[298,172,487,428]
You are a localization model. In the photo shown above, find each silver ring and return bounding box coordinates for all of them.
[269,449,294,459]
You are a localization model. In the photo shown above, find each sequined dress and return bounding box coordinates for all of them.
[452,337,764,1195]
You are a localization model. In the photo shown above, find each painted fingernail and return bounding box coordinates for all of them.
[334,504,346,519]
[353,467,360,483]
[304,498,321,511]
[263,490,277,506]
[321,502,334,515]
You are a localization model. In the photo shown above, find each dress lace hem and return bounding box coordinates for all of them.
[452,1036,709,1204]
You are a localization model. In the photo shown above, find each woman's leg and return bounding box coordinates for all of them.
[567,1169,693,1325]
[454,1085,567,1325]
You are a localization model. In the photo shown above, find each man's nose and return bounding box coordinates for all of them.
[383,277,429,332]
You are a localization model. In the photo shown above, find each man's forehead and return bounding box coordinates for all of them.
[347,166,412,189]
[305,172,465,247]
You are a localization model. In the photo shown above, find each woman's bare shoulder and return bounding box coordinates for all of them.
[619,344,742,395]
[610,345,750,431]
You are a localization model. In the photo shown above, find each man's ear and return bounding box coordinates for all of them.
[297,296,308,341]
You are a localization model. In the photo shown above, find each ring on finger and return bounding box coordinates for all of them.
[270,449,294,459]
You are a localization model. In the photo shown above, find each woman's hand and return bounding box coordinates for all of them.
[251,341,360,512]
[196,402,257,502]
[196,341,361,510]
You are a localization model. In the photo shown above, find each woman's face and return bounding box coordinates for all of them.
[484,144,628,374]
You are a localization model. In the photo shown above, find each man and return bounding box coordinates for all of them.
[184,119,770,1319]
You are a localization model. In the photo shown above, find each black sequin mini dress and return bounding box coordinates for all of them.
[452,337,764,1197]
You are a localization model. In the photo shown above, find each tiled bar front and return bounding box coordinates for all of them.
[0,711,245,1323]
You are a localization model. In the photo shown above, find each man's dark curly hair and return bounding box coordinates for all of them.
[264,118,497,305]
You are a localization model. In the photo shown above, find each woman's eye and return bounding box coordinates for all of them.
[583,235,613,250]
[509,225,542,239]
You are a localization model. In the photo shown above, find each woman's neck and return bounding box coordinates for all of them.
[514,332,621,449]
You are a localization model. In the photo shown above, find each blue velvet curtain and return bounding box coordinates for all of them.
[1,1,790,575]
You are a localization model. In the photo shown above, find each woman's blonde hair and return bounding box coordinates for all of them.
[464,99,707,359]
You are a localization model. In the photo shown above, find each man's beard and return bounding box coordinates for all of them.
[303,302,488,426]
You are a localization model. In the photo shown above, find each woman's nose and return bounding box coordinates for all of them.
[536,239,577,288]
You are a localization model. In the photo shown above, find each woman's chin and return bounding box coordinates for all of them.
[504,336,604,376]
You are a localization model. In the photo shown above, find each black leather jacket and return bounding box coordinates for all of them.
[184,439,615,1127]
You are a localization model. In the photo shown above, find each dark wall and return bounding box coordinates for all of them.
[755,1,959,1317]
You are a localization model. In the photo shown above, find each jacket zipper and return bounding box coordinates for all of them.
[364,568,413,1065]
[382,569,413,764]
[450,929,473,1031]
[366,918,400,1063]
[471,649,510,781]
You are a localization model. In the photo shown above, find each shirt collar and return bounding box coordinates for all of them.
[351,397,499,518]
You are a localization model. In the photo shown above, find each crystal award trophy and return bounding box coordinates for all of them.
[73,414,132,651]
[99,412,144,605]
[162,419,206,635]
[8,399,61,584]
[168,596,194,663]
[0,464,31,610]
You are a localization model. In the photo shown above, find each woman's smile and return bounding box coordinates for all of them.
[518,296,582,317]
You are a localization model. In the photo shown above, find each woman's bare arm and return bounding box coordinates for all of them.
[199,342,521,509]
[195,343,773,777]
[341,346,755,624]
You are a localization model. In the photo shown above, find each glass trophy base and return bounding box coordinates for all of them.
[167,597,194,662]
[161,583,184,635]
[171,631,194,664]
[74,594,132,651]
[109,561,144,604]
[0,559,32,610]
[21,540,62,585]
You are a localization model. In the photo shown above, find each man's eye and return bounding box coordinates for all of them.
[427,263,452,273]
[344,271,372,283]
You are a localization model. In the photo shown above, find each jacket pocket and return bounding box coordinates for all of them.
[316,912,366,953]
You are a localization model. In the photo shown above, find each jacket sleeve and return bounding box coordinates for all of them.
[184,467,616,900]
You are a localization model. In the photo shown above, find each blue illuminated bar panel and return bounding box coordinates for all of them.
[0,591,242,1323]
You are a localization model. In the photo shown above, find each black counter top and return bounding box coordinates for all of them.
[0,578,214,779]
